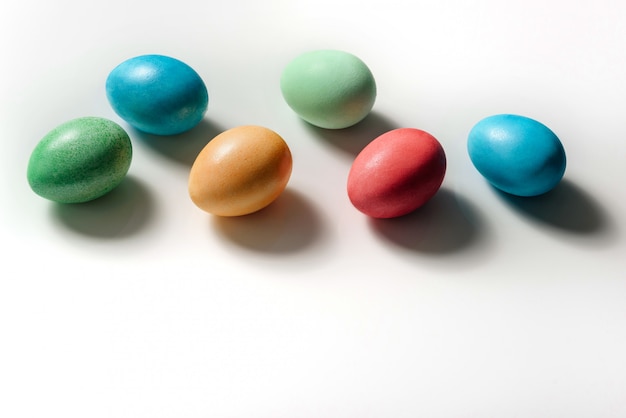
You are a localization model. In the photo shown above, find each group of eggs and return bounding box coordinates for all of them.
[26,50,567,220]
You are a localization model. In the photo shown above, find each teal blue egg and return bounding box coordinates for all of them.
[27,117,133,203]
[106,54,208,135]
[467,114,566,196]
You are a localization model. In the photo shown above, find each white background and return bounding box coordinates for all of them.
[1,0,625,417]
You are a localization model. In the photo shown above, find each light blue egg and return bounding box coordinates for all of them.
[467,114,566,196]
[106,54,208,136]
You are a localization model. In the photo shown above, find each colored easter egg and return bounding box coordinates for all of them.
[467,114,566,196]
[188,126,293,216]
[280,49,376,129]
[106,54,208,135]
[347,128,447,218]
[27,117,132,203]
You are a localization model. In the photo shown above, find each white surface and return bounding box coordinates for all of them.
[1,1,625,417]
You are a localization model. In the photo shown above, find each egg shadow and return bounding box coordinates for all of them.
[211,188,323,254]
[493,178,614,237]
[369,188,484,254]
[131,118,225,166]
[301,110,400,155]
[50,175,155,239]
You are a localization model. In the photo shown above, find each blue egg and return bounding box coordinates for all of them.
[467,114,566,196]
[106,54,208,136]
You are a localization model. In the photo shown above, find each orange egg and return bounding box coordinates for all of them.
[188,126,293,216]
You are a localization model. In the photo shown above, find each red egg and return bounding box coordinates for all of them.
[347,128,446,218]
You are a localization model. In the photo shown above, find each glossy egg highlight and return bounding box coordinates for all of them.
[347,128,447,218]
[467,114,566,196]
[188,126,293,216]
[106,54,208,135]
[280,49,376,129]
[27,117,132,203]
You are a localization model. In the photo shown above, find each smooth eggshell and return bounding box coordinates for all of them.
[188,126,293,216]
[106,54,208,136]
[27,117,132,203]
[467,114,566,196]
[280,49,376,129]
[347,128,447,218]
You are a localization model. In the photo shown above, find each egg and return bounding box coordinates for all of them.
[188,126,293,216]
[280,49,377,129]
[106,54,208,135]
[467,114,566,196]
[27,117,132,203]
[347,128,447,218]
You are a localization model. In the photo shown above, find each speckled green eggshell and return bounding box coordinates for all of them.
[280,50,377,129]
[27,117,132,203]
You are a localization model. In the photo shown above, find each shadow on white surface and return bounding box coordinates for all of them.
[211,188,324,253]
[368,188,484,254]
[130,118,225,166]
[493,178,615,239]
[301,110,399,155]
[50,175,155,238]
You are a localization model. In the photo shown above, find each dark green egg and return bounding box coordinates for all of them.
[27,117,132,203]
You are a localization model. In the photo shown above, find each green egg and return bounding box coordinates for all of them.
[280,49,377,129]
[27,117,132,203]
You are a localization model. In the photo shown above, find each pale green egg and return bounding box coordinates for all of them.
[280,50,377,129]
